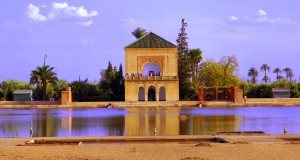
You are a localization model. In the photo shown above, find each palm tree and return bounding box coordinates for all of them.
[188,48,203,84]
[283,67,291,79]
[248,67,258,84]
[287,70,294,82]
[131,27,148,39]
[30,65,58,100]
[273,67,282,82]
[260,64,271,83]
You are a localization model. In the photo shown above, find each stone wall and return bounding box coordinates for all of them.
[245,98,300,106]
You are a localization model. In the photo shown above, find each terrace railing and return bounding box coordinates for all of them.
[125,76,178,81]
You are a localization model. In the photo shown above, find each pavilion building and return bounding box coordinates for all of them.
[124,32,179,102]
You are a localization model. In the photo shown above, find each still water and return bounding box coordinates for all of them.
[1,107,300,137]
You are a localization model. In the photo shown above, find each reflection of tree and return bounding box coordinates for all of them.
[180,115,241,135]
[36,110,58,137]
[179,118,191,135]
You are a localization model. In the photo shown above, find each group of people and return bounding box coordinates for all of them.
[125,72,162,77]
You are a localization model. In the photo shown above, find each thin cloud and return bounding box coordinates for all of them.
[258,9,267,16]
[27,4,47,22]
[49,2,98,20]
[27,2,98,26]
[228,16,238,21]
[78,20,93,26]
[122,18,143,28]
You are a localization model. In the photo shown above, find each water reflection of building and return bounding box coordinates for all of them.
[125,108,179,136]
[125,108,241,136]
[61,109,73,135]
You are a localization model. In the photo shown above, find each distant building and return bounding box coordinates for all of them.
[13,89,33,101]
[124,32,179,101]
[272,88,290,98]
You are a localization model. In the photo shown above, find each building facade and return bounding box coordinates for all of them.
[124,32,179,101]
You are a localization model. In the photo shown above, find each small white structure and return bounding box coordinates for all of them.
[13,89,32,101]
[272,88,290,98]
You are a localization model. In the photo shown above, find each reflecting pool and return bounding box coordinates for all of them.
[1,107,300,137]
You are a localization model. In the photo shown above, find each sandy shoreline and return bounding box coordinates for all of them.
[1,135,300,160]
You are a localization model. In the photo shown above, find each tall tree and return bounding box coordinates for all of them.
[273,67,282,82]
[283,67,291,79]
[248,67,259,84]
[131,27,148,39]
[99,62,125,101]
[188,48,202,84]
[177,18,192,100]
[287,70,294,82]
[219,55,238,86]
[260,64,271,83]
[198,57,239,87]
[30,65,58,100]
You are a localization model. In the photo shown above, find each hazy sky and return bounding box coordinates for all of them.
[1,0,300,83]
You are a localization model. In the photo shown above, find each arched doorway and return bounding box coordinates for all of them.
[138,87,145,101]
[148,86,156,101]
[142,62,161,76]
[159,86,166,101]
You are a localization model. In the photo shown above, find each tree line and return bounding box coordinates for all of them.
[1,19,299,101]
[176,18,300,99]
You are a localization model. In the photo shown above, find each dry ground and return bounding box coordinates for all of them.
[1,141,300,160]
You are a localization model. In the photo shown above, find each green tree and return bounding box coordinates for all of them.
[52,79,68,100]
[283,67,291,79]
[99,62,125,101]
[105,61,113,80]
[198,60,222,87]
[219,55,239,86]
[131,27,148,39]
[260,64,271,83]
[0,88,4,100]
[0,80,33,101]
[273,68,282,82]
[188,48,202,85]
[30,65,58,100]
[246,84,273,98]
[70,78,109,102]
[197,57,239,87]
[287,70,294,82]
[271,79,290,89]
[177,18,193,100]
[248,67,259,84]
[239,80,250,96]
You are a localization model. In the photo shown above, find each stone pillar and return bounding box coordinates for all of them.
[198,87,204,101]
[156,85,159,101]
[145,86,148,101]
[215,87,218,101]
[231,86,238,102]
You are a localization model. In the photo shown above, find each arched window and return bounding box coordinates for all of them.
[142,62,160,76]
[148,86,156,101]
[138,87,145,101]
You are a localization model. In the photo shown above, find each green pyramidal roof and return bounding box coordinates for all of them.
[125,32,177,48]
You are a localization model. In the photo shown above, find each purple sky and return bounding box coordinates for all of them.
[1,0,300,83]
